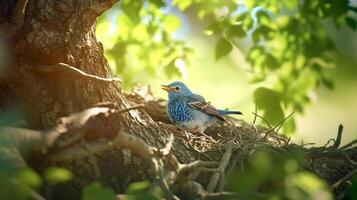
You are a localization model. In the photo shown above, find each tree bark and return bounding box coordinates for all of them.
[0,1,356,200]
[0,0,177,199]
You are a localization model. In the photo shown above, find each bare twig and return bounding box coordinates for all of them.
[44,107,111,148]
[11,0,29,28]
[331,168,357,189]
[206,141,233,192]
[339,139,357,150]
[37,63,122,83]
[49,130,157,167]
[274,111,295,135]
[252,102,258,125]
[115,104,144,114]
[28,188,46,200]
[331,124,343,149]
[157,178,179,200]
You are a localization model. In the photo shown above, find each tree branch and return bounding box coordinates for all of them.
[206,141,233,192]
[11,0,29,28]
[37,63,121,84]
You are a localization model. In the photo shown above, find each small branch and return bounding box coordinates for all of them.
[202,191,237,200]
[339,139,357,150]
[11,0,29,29]
[115,104,144,114]
[37,63,121,84]
[44,107,111,148]
[49,130,156,165]
[332,124,343,149]
[252,102,258,125]
[157,178,179,200]
[331,168,357,189]
[28,188,46,200]
[206,141,233,192]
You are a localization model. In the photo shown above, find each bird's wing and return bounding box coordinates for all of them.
[186,94,225,121]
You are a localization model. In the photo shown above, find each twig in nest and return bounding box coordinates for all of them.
[37,63,121,84]
[252,112,281,143]
[206,141,234,192]
[332,124,343,149]
[339,139,357,150]
[252,102,258,125]
[275,111,295,133]
[331,168,357,189]
[253,111,294,144]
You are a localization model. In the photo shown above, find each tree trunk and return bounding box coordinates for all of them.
[0,0,179,199]
[0,1,356,200]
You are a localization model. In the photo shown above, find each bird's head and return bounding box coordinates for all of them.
[161,81,192,100]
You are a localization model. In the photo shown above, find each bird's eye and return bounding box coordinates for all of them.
[175,86,180,91]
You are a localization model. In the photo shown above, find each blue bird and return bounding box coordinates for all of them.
[161,81,242,133]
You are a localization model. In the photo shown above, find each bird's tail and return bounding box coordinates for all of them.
[218,110,243,116]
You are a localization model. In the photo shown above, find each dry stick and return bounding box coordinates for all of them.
[45,105,144,150]
[252,112,281,143]
[115,104,144,114]
[28,188,46,200]
[49,130,157,166]
[37,63,121,83]
[50,129,178,199]
[339,139,357,150]
[332,124,343,149]
[274,111,295,134]
[44,107,111,148]
[252,102,258,125]
[206,141,234,192]
[11,0,29,28]
[331,168,357,189]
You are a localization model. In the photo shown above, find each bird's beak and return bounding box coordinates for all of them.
[161,85,171,92]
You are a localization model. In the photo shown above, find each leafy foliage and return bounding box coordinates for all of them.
[82,182,117,200]
[97,0,193,89]
[227,148,332,200]
[97,0,356,134]
[0,165,73,200]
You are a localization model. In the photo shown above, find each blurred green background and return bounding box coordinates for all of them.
[0,1,356,199]
[96,0,357,145]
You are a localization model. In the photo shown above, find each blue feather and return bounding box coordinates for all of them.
[218,110,243,116]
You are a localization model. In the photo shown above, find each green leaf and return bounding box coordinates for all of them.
[205,20,223,36]
[173,0,192,10]
[321,76,334,89]
[126,181,150,194]
[120,0,143,25]
[265,54,278,70]
[283,118,296,134]
[16,168,42,189]
[346,17,357,31]
[126,181,158,200]
[254,87,284,125]
[163,15,181,31]
[249,73,266,83]
[288,172,331,198]
[283,0,298,10]
[164,60,181,78]
[44,167,72,184]
[82,183,117,200]
[215,37,233,60]
[348,176,357,199]
[148,0,165,8]
[227,24,246,38]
